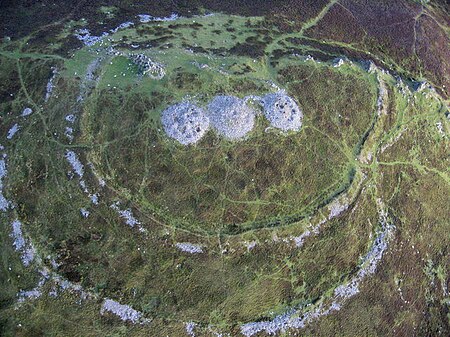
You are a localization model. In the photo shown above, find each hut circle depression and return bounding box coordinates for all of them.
[162,92,303,144]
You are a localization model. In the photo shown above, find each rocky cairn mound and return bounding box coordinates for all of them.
[262,92,303,131]
[129,53,165,79]
[161,92,303,145]
[161,102,210,145]
[208,95,256,140]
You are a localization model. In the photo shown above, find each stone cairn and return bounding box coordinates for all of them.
[128,53,165,79]
[162,91,303,145]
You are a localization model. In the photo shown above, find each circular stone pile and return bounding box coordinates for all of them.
[208,95,256,140]
[161,102,209,145]
[262,92,303,131]
[129,54,165,79]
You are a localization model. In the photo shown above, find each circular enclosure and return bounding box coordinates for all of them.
[2,5,448,337]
